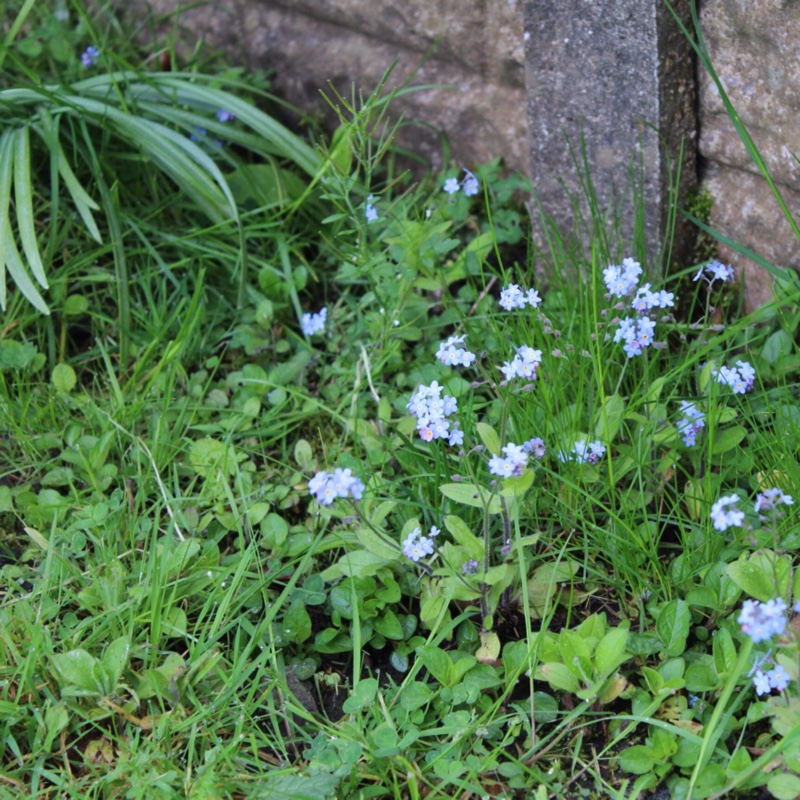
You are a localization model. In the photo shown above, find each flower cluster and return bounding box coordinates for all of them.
[489,442,529,478]
[406,382,463,446]
[754,488,794,517]
[603,258,675,359]
[613,317,657,358]
[402,525,439,562]
[739,598,788,644]
[301,307,327,336]
[676,401,705,446]
[498,284,542,311]
[216,109,235,123]
[462,559,480,575]
[573,439,606,464]
[443,168,480,197]
[558,439,606,465]
[436,335,476,368]
[81,46,100,67]
[365,194,378,223]
[753,663,791,695]
[710,494,744,531]
[716,361,755,394]
[522,437,547,459]
[499,345,542,382]
[308,468,365,505]
[603,258,643,297]
[631,284,675,313]
[694,260,734,285]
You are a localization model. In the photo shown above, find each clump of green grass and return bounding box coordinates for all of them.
[1,2,800,799]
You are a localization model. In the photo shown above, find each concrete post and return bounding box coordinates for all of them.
[523,0,696,271]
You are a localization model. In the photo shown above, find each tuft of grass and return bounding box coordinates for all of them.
[1,2,799,799]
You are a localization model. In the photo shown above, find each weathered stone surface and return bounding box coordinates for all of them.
[136,0,529,175]
[524,0,696,271]
[699,0,800,307]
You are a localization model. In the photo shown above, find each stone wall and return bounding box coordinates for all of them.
[698,0,800,308]
[134,0,800,307]
[140,0,529,176]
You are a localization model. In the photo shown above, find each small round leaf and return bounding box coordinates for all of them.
[52,363,77,392]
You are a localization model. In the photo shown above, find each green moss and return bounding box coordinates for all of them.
[685,183,718,265]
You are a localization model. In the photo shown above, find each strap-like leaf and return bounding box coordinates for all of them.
[37,109,102,243]
[3,217,49,314]
[13,126,48,288]
[0,129,14,310]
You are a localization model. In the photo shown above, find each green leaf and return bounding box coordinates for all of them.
[284,600,312,643]
[188,438,237,477]
[52,649,101,694]
[323,550,386,579]
[294,439,314,471]
[656,599,690,657]
[712,627,737,676]
[685,661,719,692]
[537,662,581,693]
[726,560,774,602]
[439,482,501,513]
[3,216,48,313]
[13,126,47,288]
[51,363,76,392]
[559,630,593,679]
[595,393,625,442]
[619,745,658,775]
[62,294,90,316]
[252,770,339,799]
[101,636,131,688]
[711,426,746,455]
[768,774,800,800]
[372,610,404,640]
[355,526,400,561]
[499,469,534,498]
[444,515,484,560]
[594,628,628,676]
[761,330,793,365]
[475,422,501,455]
[341,677,378,714]
[416,645,453,687]
[0,128,14,311]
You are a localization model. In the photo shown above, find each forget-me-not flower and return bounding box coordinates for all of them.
[710,494,744,531]
[81,46,100,67]
[301,307,327,336]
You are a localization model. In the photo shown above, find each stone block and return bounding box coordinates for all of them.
[134,1,529,175]
[524,0,696,271]
[699,0,800,307]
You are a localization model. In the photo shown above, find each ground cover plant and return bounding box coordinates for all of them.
[1,1,799,798]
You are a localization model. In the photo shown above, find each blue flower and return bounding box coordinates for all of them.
[443,177,460,195]
[81,46,100,68]
[402,527,437,562]
[676,401,705,446]
[301,307,327,336]
[710,494,744,531]
[436,334,476,367]
[603,258,642,297]
[308,468,364,505]
[216,109,235,123]
[365,194,378,222]
[462,169,479,197]
[738,598,787,643]
[694,260,734,284]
